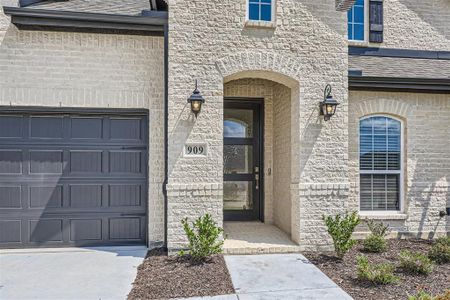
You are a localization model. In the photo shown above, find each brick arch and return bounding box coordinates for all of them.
[355,99,416,120]
[215,52,301,88]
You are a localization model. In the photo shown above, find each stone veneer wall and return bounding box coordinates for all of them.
[273,83,292,234]
[349,91,450,237]
[167,0,349,251]
[0,5,165,246]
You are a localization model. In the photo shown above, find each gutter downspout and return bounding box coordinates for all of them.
[163,23,169,250]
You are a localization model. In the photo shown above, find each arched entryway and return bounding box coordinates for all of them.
[222,71,301,253]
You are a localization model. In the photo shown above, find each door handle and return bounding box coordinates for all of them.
[254,166,259,190]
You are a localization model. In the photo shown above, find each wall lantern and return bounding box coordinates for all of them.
[187,80,205,118]
[319,84,339,121]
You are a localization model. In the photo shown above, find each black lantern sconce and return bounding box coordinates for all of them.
[319,84,339,121]
[187,80,205,118]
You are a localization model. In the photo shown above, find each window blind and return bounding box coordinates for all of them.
[360,116,401,211]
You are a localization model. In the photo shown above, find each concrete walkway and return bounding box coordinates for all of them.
[183,254,352,300]
[0,246,147,300]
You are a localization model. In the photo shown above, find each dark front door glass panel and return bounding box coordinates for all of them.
[224,181,253,210]
[224,109,254,138]
[224,145,253,174]
[223,99,262,221]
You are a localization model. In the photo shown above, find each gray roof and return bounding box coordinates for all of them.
[27,0,151,16]
[349,55,450,79]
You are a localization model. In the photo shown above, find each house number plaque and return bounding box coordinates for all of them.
[184,143,207,157]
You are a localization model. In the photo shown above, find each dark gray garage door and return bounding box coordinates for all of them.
[0,109,148,248]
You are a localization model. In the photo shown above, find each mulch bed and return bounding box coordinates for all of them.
[304,239,450,300]
[128,249,235,300]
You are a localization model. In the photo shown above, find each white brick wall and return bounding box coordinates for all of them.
[273,83,291,235]
[0,5,166,246]
[349,91,450,238]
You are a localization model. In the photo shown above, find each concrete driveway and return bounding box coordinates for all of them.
[0,246,147,300]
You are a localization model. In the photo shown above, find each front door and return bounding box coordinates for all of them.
[223,99,263,221]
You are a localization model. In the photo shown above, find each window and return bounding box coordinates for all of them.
[359,116,402,211]
[248,0,272,22]
[348,0,365,41]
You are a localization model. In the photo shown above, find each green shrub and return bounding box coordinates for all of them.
[408,290,435,300]
[363,220,390,253]
[323,211,361,258]
[366,219,390,237]
[179,214,224,261]
[428,237,450,264]
[408,290,450,300]
[363,234,387,253]
[399,250,435,275]
[356,255,398,285]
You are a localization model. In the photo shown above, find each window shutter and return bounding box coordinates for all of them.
[369,0,384,43]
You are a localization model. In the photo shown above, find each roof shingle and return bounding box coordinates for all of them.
[349,55,450,79]
[27,0,151,16]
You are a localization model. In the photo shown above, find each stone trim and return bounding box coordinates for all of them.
[336,0,357,12]
[359,213,408,220]
[353,98,416,119]
[215,51,301,88]
[166,183,222,191]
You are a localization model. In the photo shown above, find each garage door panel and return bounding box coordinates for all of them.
[30,116,64,139]
[0,186,22,208]
[29,219,63,242]
[109,151,143,174]
[69,151,103,173]
[29,150,63,174]
[109,184,142,207]
[0,116,23,138]
[109,217,142,240]
[29,185,63,208]
[70,219,102,241]
[0,150,23,174]
[110,118,142,140]
[69,184,102,208]
[70,117,103,139]
[0,220,22,243]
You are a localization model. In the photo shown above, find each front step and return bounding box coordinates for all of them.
[223,222,300,255]
[224,245,301,255]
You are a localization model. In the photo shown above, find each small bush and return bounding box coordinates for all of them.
[363,234,387,253]
[408,290,450,300]
[408,290,435,300]
[428,237,450,264]
[363,220,390,252]
[356,255,398,285]
[323,211,361,258]
[179,214,224,261]
[366,219,390,237]
[399,250,435,275]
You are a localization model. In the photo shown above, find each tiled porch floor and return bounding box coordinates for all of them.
[223,222,301,254]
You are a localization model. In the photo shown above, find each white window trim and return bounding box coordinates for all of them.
[245,0,276,28]
[348,0,369,45]
[358,114,405,214]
